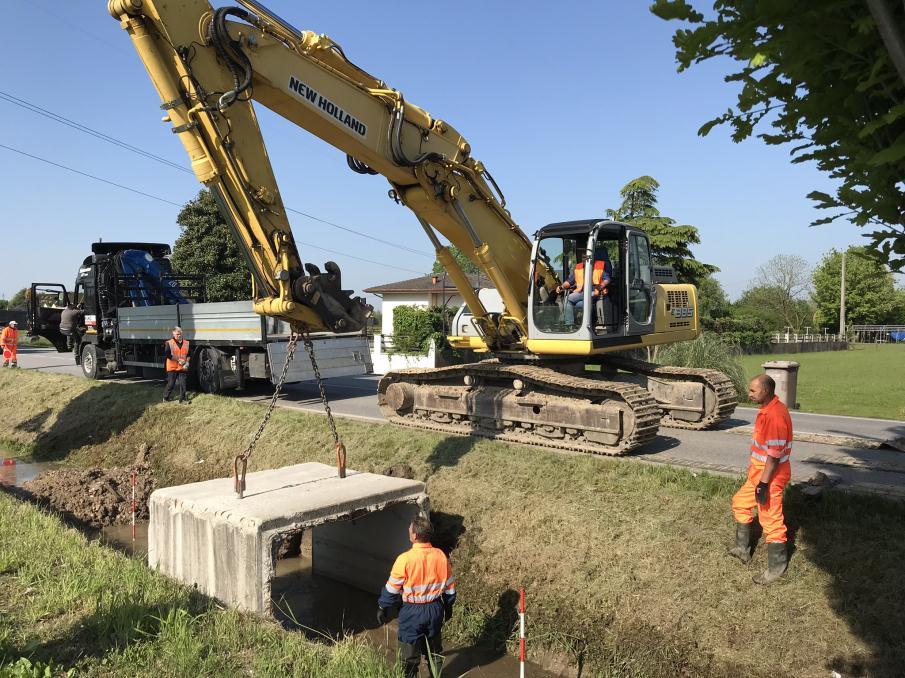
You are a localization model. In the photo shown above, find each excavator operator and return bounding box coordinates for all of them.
[557,246,612,326]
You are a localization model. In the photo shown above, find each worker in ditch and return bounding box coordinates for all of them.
[377,516,456,677]
[162,326,190,403]
[1,320,19,368]
[728,374,793,584]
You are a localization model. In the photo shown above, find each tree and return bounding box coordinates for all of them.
[432,245,481,275]
[813,247,903,327]
[171,190,252,302]
[732,285,814,332]
[651,1,905,270]
[7,288,27,310]
[750,254,812,330]
[696,274,730,326]
[606,176,716,286]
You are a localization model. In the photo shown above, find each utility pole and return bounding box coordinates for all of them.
[839,250,846,339]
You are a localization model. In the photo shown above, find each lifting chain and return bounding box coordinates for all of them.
[233,327,346,499]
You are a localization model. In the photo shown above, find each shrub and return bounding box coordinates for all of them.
[391,305,455,355]
[657,332,747,399]
[710,316,772,353]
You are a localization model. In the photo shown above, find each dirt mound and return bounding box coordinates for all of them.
[382,462,415,480]
[22,446,155,529]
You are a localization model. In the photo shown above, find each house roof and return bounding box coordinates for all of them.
[364,272,492,295]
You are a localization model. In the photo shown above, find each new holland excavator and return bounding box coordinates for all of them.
[109,0,737,455]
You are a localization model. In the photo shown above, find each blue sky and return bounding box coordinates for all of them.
[0,0,864,308]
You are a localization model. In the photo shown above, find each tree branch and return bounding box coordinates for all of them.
[866,0,905,85]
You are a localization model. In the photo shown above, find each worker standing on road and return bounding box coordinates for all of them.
[162,326,190,403]
[1,321,19,368]
[377,516,456,677]
[728,374,793,584]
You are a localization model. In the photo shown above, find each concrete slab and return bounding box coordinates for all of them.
[148,462,428,615]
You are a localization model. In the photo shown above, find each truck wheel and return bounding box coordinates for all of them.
[80,344,106,380]
[197,347,223,394]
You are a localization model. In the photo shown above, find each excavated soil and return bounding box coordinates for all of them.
[21,446,155,529]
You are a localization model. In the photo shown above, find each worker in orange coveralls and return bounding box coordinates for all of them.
[377,516,456,677]
[728,374,793,584]
[1,321,19,368]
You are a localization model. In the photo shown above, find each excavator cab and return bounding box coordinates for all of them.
[529,220,655,345]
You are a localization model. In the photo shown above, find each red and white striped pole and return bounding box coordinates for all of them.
[131,472,136,543]
[519,586,526,678]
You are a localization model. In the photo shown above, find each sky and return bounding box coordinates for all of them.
[0,0,865,309]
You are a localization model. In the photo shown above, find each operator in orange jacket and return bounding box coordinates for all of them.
[1,321,19,368]
[728,374,793,584]
[162,326,191,403]
[377,516,456,678]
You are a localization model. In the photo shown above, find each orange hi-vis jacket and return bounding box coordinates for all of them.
[383,542,455,604]
[574,260,608,291]
[750,395,793,466]
[0,327,18,348]
[165,339,190,373]
[379,541,456,643]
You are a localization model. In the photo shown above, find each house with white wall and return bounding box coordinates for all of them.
[364,272,490,373]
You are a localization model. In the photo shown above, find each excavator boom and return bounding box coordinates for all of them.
[108,0,530,345]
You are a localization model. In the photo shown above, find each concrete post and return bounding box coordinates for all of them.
[761,360,800,409]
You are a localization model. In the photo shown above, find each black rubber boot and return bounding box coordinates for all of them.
[727,521,754,564]
[753,541,788,585]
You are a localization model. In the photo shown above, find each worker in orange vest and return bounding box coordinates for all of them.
[377,516,456,678]
[728,374,793,584]
[557,246,611,326]
[1,321,19,368]
[162,326,191,403]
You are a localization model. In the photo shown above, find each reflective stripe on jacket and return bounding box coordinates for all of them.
[0,327,18,347]
[750,395,793,465]
[378,542,456,643]
[165,339,190,372]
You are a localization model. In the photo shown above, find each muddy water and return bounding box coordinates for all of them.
[0,457,51,486]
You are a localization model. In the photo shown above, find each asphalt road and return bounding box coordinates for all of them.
[13,347,905,496]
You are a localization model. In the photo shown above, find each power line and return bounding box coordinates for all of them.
[0,90,191,174]
[0,143,428,277]
[0,142,182,208]
[0,90,435,259]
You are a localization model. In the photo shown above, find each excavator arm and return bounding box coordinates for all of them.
[108,0,531,345]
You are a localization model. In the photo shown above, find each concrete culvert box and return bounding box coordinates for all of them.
[148,462,428,616]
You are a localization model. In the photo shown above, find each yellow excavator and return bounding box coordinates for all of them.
[109,0,736,455]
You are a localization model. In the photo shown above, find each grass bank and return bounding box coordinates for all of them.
[0,492,400,677]
[2,370,905,676]
[740,344,905,419]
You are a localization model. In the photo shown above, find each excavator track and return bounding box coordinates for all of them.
[604,355,738,430]
[378,362,661,456]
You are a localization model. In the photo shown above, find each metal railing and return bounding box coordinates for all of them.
[850,325,905,343]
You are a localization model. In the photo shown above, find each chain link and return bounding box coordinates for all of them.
[233,325,348,497]
[233,331,300,497]
[300,328,346,479]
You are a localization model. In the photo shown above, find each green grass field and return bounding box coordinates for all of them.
[739,344,905,420]
[2,369,905,676]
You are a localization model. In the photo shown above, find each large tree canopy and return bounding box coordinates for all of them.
[171,190,252,303]
[813,247,905,327]
[651,0,905,270]
[606,175,716,285]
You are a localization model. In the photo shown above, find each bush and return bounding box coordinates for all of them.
[391,305,455,355]
[657,332,747,400]
[709,316,772,353]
